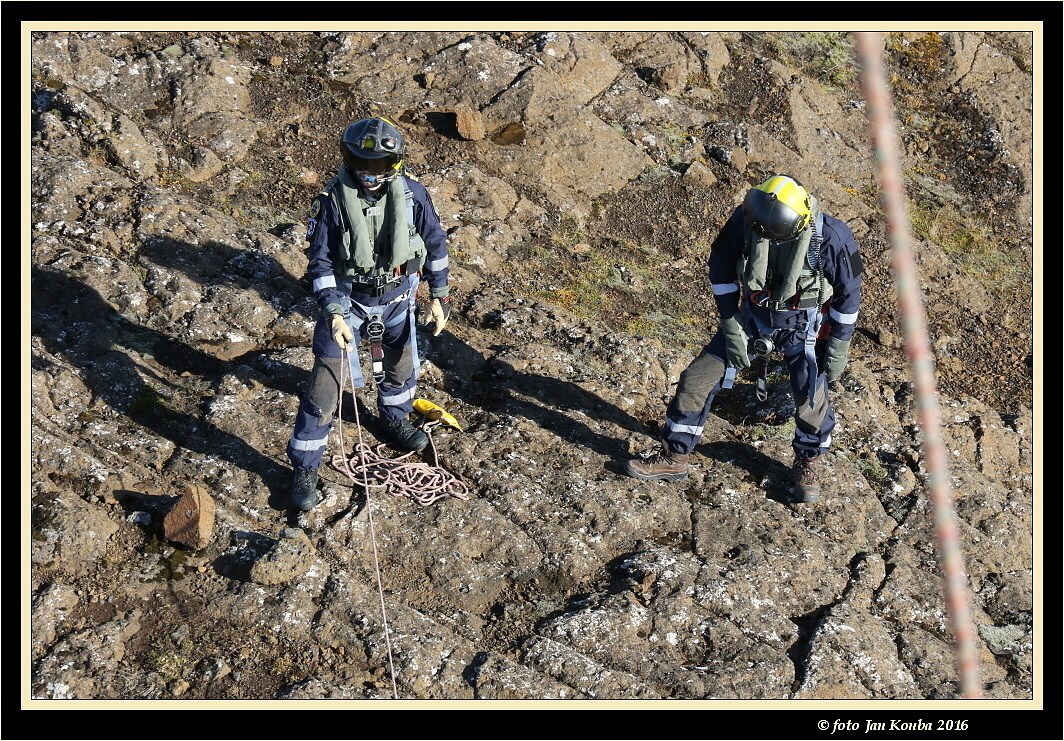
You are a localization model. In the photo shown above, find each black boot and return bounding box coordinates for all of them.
[290,466,320,511]
[383,417,429,452]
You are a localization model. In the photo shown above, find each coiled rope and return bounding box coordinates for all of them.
[329,351,470,505]
[334,439,470,507]
[855,31,983,700]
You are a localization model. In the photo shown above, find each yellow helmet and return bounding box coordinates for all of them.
[743,175,812,240]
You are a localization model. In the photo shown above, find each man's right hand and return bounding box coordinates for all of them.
[330,313,354,351]
[721,316,751,370]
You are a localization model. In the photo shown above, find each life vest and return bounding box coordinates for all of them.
[325,167,426,279]
[740,197,830,312]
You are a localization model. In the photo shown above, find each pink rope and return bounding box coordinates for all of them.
[854,32,983,700]
[332,347,398,699]
[327,343,470,698]
[333,436,470,507]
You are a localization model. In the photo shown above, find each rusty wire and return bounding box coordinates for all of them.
[854,31,983,700]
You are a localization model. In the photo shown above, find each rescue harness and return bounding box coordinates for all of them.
[725,206,829,402]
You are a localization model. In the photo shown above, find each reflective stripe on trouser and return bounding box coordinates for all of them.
[287,356,343,469]
[660,325,835,458]
[661,332,729,456]
[288,277,420,468]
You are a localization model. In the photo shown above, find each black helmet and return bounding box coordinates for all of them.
[743,175,812,240]
[341,117,405,189]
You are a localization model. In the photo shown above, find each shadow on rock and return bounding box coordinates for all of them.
[32,265,291,509]
[697,439,796,505]
[427,330,651,460]
[213,530,279,582]
[138,233,313,322]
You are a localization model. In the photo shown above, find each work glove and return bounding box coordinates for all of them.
[824,337,851,383]
[324,305,354,352]
[429,297,451,336]
[721,316,751,370]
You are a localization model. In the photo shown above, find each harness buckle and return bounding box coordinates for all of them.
[750,290,791,312]
[373,274,402,296]
[722,366,738,389]
[352,272,403,297]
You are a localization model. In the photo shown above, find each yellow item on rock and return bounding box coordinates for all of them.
[413,399,463,431]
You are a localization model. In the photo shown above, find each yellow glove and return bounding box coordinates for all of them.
[429,297,451,336]
[330,313,354,351]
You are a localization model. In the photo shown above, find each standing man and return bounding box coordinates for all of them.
[624,175,863,502]
[287,117,452,511]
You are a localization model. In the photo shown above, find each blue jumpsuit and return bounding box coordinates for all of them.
[286,176,450,470]
[662,205,863,460]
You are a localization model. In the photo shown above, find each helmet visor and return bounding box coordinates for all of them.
[743,188,808,241]
[347,151,401,175]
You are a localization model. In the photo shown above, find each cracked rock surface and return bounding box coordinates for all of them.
[28,29,1036,703]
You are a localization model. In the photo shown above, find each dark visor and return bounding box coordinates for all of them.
[348,152,399,174]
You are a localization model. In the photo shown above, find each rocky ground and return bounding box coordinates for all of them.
[26,29,1039,714]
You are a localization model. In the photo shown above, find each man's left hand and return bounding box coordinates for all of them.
[825,337,851,383]
[429,297,451,336]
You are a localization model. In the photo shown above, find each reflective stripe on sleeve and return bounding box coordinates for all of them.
[712,282,740,295]
[313,275,338,292]
[829,307,858,325]
[425,255,450,272]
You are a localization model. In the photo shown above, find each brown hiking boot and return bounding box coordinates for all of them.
[625,449,690,482]
[791,454,824,503]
